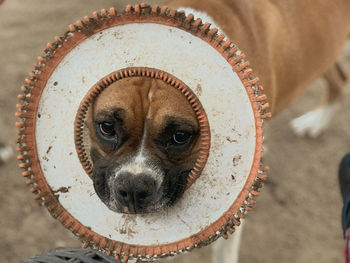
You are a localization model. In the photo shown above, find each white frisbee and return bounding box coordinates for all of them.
[15,4,269,262]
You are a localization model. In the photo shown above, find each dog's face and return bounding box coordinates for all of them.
[87,77,200,214]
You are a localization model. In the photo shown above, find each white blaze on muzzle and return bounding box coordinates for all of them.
[114,150,164,187]
[114,88,163,185]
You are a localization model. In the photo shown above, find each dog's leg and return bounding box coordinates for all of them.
[290,62,348,138]
[211,221,244,263]
[0,143,13,165]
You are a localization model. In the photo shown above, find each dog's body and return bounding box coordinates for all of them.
[87,0,350,262]
[167,0,350,116]
[162,1,349,262]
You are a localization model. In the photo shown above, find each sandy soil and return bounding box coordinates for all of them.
[0,1,349,262]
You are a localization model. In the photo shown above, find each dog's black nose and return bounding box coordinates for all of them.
[114,173,157,213]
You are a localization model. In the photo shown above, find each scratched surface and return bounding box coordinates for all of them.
[0,0,350,263]
[34,21,257,245]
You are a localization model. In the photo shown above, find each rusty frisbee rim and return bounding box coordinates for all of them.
[74,67,210,190]
[15,4,270,262]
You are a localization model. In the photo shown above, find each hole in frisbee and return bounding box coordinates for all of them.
[74,67,210,214]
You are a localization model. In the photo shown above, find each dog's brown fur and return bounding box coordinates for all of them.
[165,0,350,115]
[88,77,200,166]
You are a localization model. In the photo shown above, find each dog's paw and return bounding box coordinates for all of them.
[0,144,13,165]
[289,104,338,138]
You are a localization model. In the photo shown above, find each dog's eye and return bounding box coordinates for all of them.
[172,130,192,144]
[99,122,115,137]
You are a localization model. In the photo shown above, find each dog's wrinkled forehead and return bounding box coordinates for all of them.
[92,77,198,144]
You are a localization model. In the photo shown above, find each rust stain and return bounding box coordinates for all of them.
[113,31,123,40]
[226,136,237,143]
[195,84,202,96]
[118,215,137,238]
[232,155,242,166]
[232,128,242,137]
[97,31,103,41]
[79,18,104,37]
[46,146,52,154]
[52,186,71,198]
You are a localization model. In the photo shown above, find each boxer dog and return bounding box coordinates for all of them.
[87,77,201,214]
[87,0,350,262]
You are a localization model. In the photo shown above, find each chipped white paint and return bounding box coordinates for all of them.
[35,22,257,245]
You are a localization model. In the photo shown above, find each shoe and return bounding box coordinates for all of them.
[339,152,350,235]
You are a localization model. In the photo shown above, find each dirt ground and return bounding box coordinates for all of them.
[1,1,350,262]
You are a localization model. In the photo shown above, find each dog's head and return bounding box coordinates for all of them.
[87,77,200,214]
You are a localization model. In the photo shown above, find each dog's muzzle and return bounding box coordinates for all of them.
[113,172,157,214]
